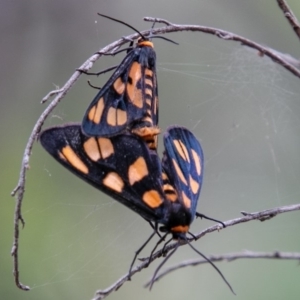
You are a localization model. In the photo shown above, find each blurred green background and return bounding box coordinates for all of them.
[1,1,300,299]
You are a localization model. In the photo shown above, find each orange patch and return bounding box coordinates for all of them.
[139,41,154,48]
[128,88,143,108]
[145,78,153,87]
[117,109,127,125]
[127,62,143,108]
[166,193,177,202]
[163,184,177,202]
[142,116,153,124]
[162,172,168,180]
[145,69,153,77]
[132,126,160,138]
[113,77,125,94]
[153,96,158,115]
[145,89,152,98]
[172,158,188,185]
[142,190,163,208]
[189,175,200,194]
[173,139,190,162]
[163,183,176,192]
[103,172,124,193]
[107,107,127,126]
[88,97,104,124]
[84,138,100,161]
[97,137,114,159]
[128,157,148,185]
[191,149,201,175]
[181,191,191,208]
[171,225,189,233]
[88,105,96,122]
[62,146,88,174]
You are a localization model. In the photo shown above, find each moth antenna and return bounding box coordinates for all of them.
[98,13,147,40]
[185,238,236,295]
[151,35,179,45]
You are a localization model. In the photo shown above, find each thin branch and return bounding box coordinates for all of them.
[277,0,300,40]
[11,12,300,291]
[92,203,300,300]
[145,250,300,287]
[144,17,300,77]
[41,87,64,103]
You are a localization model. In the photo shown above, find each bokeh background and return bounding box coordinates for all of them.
[1,1,300,300]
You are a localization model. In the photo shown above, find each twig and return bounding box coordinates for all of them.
[41,87,64,103]
[144,250,300,287]
[11,13,300,291]
[144,17,300,76]
[92,203,300,300]
[277,0,300,40]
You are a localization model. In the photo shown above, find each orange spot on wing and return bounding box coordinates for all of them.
[117,109,127,125]
[173,139,190,162]
[103,172,124,193]
[113,77,125,94]
[154,96,158,115]
[97,137,114,159]
[145,89,152,98]
[172,159,188,185]
[84,138,100,161]
[162,172,168,180]
[163,184,177,202]
[145,68,153,77]
[128,157,148,185]
[142,190,163,208]
[166,193,177,202]
[88,105,96,122]
[181,191,191,208]
[127,62,143,108]
[107,107,127,126]
[145,78,153,87]
[62,146,88,174]
[163,184,176,193]
[191,149,201,175]
[143,116,153,125]
[189,175,200,194]
[88,97,104,124]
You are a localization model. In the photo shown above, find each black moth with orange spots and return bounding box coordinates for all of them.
[40,15,235,291]
[82,14,160,151]
[40,125,203,232]
[40,124,234,292]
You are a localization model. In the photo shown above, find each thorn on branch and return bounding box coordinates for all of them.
[11,185,20,197]
[41,87,64,103]
[216,31,233,40]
